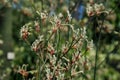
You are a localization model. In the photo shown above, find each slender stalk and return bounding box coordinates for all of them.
[36,55,40,80]
[93,18,104,80]
[93,42,99,80]
[38,57,41,80]
[41,0,43,10]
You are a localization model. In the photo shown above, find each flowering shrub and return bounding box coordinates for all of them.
[17,0,120,80]
[19,9,94,79]
[1,0,120,80]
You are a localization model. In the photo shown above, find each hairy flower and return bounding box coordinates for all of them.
[86,3,108,16]
[18,69,28,77]
[94,3,105,15]
[20,26,30,40]
[53,16,61,27]
[18,64,28,77]
[62,44,68,54]
[58,13,63,18]
[86,4,95,16]
[31,35,44,52]
[47,44,55,55]
[87,40,94,51]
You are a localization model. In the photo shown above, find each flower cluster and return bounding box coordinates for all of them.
[20,25,30,40]
[86,2,110,16]
[31,35,44,52]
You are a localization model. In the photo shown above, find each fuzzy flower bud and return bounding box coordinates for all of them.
[47,44,55,55]
[20,26,30,40]
[31,35,44,52]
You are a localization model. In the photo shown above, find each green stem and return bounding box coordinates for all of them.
[38,57,41,80]
[36,55,40,80]
[93,43,99,80]
[93,18,104,80]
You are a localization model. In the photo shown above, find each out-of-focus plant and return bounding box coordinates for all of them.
[85,0,120,80]
[86,1,111,80]
[0,37,5,80]
[0,36,11,80]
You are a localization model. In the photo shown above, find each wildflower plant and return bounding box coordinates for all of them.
[19,7,94,79]
[19,0,113,80]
